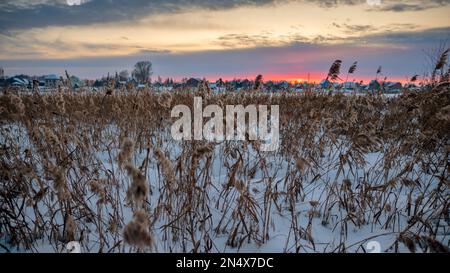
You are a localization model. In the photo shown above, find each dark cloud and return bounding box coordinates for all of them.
[378,3,431,12]
[332,23,377,34]
[216,32,349,48]
[217,33,274,48]
[1,0,448,33]
[214,26,448,49]
[0,0,280,32]
[138,49,171,54]
[304,0,362,8]
[331,22,422,35]
[368,0,450,12]
[358,26,450,45]
[304,0,450,11]
[0,31,172,58]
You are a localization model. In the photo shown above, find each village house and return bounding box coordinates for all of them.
[383,82,402,93]
[342,81,360,92]
[43,74,60,89]
[366,80,381,92]
[185,78,201,88]
[320,79,331,89]
[10,76,29,87]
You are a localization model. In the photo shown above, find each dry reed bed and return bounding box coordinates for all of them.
[0,87,449,253]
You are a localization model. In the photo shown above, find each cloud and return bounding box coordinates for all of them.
[358,26,450,45]
[216,32,349,48]
[368,0,450,12]
[138,49,171,54]
[216,33,275,48]
[378,3,431,12]
[2,0,448,33]
[0,31,172,59]
[332,23,377,34]
[331,22,421,35]
[213,26,447,49]
[303,0,450,11]
[0,0,281,32]
[304,0,362,8]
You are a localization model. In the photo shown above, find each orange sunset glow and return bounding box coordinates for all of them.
[0,0,449,82]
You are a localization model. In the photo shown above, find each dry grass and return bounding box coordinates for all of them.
[0,84,449,253]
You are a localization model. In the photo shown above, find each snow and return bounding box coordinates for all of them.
[0,121,448,253]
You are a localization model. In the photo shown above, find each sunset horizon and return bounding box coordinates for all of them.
[1,0,449,82]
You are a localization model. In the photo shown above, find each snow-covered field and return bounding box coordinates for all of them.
[0,90,448,253]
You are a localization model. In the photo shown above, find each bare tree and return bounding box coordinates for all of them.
[132,61,153,84]
[253,74,263,91]
[119,70,129,81]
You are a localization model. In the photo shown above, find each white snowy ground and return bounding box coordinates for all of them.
[0,124,448,253]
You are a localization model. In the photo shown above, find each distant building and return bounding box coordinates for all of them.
[93,79,105,88]
[11,77,29,87]
[342,82,359,91]
[185,78,201,88]
[117,81,127,88]
[404,83,419,91]
[70,75,83,89]
[279,81,289,89]
[366,80,381,92]
[320,79,331,89]
[152,81,173,92]
[293,83,305,92]
[0,78,6,88]
[233,79,252,90]
[384,82,402,93]
[214,79,227,93]
[43,74,60,89]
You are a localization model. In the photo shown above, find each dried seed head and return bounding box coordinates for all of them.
[157,92,172,109]
[118,138,134,168]
[50,165,69,201]
[235,179,245,192]
[194,143,214,158]
[425,236,450,253]
[64,214,76,242]
[123,210,153,249]
[154,148,175,185]
[44,127,60,147]
[125,164,148,206]
[89,179,106,205]
[56,92,66,114]
[296,157,309,174]
[10,94,25,116]
[198,79,212,98]
[343,179,352,191]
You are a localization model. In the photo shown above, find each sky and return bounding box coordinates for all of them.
[0,0,449,82]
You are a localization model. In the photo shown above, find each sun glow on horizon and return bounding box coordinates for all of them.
[0,1,449,80]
